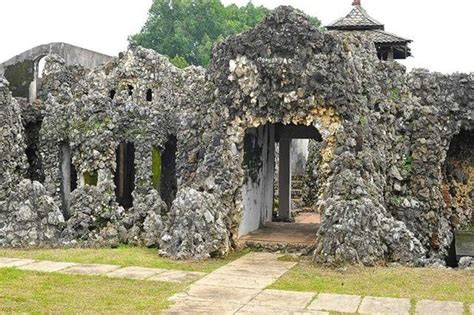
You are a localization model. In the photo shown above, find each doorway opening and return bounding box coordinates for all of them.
[160,135,178,209]
[238,123,322,249]
[443,130,474,266]
[115,142,136,209]
[59,143,77,218]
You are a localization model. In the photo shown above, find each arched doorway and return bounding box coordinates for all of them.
[239,123,322,248]
[443,129,473,265]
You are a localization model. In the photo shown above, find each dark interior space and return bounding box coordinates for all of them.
[146,88,153,102]
[24,121,44,182]
[115,142,136,209]
[160,135,178,209]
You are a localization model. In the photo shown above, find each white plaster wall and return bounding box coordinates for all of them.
[239,125,275,237]
[291,139,309,176]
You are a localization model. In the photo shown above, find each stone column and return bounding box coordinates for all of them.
[279,138,291,220]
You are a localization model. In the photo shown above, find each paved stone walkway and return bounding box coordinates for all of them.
[0,257,204,283]
[1,254,472,314]
[165,252,473,315]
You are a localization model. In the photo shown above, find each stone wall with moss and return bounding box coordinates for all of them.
[0,6,472,266]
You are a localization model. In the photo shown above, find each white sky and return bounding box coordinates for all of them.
[0,0,473,74]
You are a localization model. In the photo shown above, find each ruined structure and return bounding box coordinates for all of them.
[0,6,472,266]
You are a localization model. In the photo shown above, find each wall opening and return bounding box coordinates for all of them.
[37,56,47,79]
[127,85,134,96]
[146,89,153,102]
[443,129,473,227]
[109,89,116,99]
[24,121,44,182]
[239,123,322,240]
[60,143,77,218]
[160,136,178,209]
[115,142,136,209]
[3,60,34,99]
[443,129,474,266]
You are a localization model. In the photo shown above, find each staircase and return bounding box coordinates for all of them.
[291,175,306,212]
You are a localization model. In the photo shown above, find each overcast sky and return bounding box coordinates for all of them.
[1,0,473,74]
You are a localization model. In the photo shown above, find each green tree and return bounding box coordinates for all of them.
[130,0,321,68]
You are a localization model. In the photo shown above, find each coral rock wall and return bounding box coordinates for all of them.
[0,6,472,265]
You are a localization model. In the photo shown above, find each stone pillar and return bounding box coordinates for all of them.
[279,138,291,220]
[61,144,72,217]
[28,80,37,103]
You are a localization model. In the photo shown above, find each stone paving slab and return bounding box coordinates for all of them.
[236,304,329,315]
[148,270,205,283]
[415,300,464,315]
[359,296,410,315]
[194,273,277,289]
[172,284,261,304]
[18,260,78,273]
[106,266,166,280]
[61,263,120,276]
[248,289,315,309]
[211,267,289,281]
[164,299,243,315]
[0,258,36,267]
[307,293,361,313]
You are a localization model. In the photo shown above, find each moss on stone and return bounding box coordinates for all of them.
[151,147,162,189]
[84,171,98,186]
[403,156,413,175]
[390,88,401,101]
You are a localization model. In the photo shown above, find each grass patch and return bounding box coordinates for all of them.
[269,260,474,303]
[0,246,249,273]
[0,268,184,313]
[461,224,474,233]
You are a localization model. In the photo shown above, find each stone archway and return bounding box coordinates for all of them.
[238,122,323,250]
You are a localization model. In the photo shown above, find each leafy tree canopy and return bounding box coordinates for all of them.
[130,0,321,68]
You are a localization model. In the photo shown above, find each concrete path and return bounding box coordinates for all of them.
[164,252,472,315]
[0,257,204,283]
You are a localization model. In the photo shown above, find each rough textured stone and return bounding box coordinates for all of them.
[0,6,472,266]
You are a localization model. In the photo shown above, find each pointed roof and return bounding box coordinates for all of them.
[326,1,411,47]
[327,2,384,31]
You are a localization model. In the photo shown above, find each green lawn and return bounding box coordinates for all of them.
[0,268,185,313]
[270,259,474,304]
[0,246,248,273]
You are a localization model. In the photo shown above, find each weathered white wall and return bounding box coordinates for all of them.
[291,139,309,176]
[239,124,275,237]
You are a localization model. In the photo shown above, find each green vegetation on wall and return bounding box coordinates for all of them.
[130,0,321,67]
[151,147,162,189]
[403,156,413,175]
[84,171,98,186]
